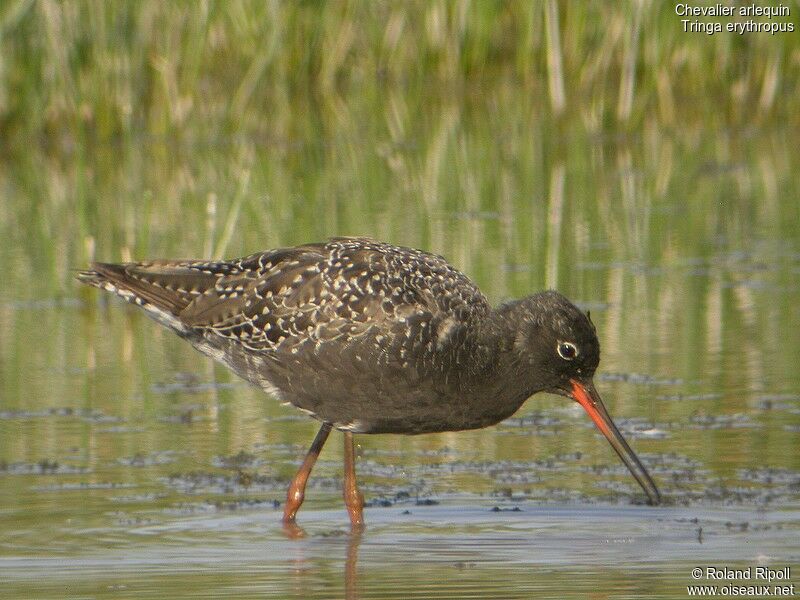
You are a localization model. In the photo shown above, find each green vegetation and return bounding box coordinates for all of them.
[1,2,797,296]
[1,0,798,145]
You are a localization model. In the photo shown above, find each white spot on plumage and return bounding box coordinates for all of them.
[437,317,458,345]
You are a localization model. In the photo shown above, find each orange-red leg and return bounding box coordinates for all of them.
[343,431,365,528]
[283,422,332,525]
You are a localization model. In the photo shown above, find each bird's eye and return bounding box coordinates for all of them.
[557,341,578,361]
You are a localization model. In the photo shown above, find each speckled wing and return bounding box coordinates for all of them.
[176,238,492,357]
[77,238,494,430]
[76,238,491,354]
[175,243,337,350]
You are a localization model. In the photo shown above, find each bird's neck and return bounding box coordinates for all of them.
[457,300,538,423]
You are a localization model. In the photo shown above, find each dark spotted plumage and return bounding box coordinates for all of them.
[78,236,661,517]
[78,238,500,432]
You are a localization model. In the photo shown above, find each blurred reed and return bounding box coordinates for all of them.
[0,0,797,301]
[1,0,797,148]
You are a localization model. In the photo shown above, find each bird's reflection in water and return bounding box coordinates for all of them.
[345,529,362,600]
[282,523,363,600]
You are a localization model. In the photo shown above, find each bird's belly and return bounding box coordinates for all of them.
[188,332,517,434]
[295,384,522,435]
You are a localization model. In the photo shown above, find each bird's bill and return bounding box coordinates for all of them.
[570,379,661,505]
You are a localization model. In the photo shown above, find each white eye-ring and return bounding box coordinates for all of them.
[557,341,579,361]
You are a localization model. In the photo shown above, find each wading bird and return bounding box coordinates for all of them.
[78,237,661,528]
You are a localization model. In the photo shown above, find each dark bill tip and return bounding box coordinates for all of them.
[570,379,662,506]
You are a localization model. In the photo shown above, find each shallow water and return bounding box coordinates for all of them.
[2,502,799,599]
[1,294,799,598]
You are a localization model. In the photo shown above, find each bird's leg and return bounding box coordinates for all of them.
[343,431,365,528]
[283,422,332,525]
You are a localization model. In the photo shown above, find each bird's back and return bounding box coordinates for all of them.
[78,238,494,432]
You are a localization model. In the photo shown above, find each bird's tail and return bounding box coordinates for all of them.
[76,262,203,334]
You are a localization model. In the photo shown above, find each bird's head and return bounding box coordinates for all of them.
[510,290,600,394]
[505,291,661,505]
